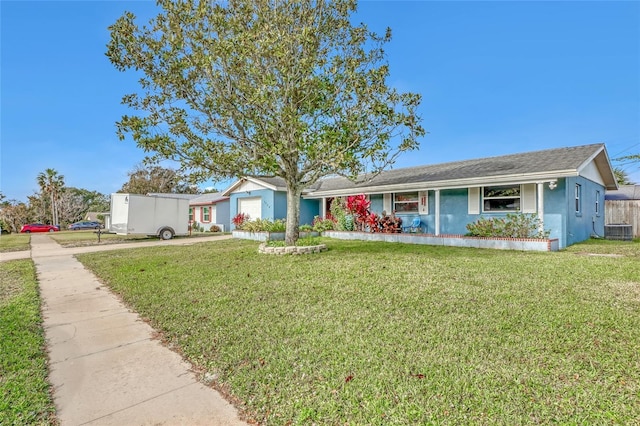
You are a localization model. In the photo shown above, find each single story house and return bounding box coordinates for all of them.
[222,176,319,225]
[188,192,231,232]
[605,184,640,238]
[148,192,231,232]
[224,144,618,249]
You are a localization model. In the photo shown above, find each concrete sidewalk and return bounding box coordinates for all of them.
[30,234,248,425]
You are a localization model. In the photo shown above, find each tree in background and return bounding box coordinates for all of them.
[0,194,32,233]
[107,0,424,245]
[36,168,64,225]
[613,167,633,186]
[119,164,200,194]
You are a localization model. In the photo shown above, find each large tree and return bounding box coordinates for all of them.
[36,168,64,225]
[107,0,424,244]
[119,163,199,194]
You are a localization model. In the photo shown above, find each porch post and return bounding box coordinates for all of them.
[435,189,441,236]
[537,182,544,233]
[321,197,326,219]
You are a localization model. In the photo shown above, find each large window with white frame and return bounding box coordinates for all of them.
[482,185,521,212]
[595,190,600,216]
[575,184,581,214]
[394,192,419,213]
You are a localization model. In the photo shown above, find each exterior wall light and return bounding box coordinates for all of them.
[548,181,557,190]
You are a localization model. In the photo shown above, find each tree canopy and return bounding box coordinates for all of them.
[107,0,424,244]
[119,164,200,194]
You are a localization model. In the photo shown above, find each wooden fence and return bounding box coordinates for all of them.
[605,200,640,237]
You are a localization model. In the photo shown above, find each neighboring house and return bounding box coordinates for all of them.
[84,211,106,222]
[188,192,231,232]
[225,144,618,249]
[605,184,640,237]
[222,176,320,226]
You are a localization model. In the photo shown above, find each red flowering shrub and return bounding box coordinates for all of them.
[232,213,249,229]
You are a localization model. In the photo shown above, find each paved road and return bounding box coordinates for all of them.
[9,233,248,426]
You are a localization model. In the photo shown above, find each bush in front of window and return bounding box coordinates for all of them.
[466,213,550,239]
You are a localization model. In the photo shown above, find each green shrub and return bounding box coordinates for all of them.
[312,216,335,232]
[466,213,550,239]
[330,199,354,231]
[239,219,286,233]
[299,224,314,232]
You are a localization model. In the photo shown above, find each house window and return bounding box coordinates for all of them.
[394,192,419,213]
[203,206,211,222]
[189,207,194,222]
[595,190,600,215]
[482,185,521,212]
[575,184,581,214]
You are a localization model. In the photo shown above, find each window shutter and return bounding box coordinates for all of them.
[468,187,480,214]
[418,191,428,214]
[522,184,536,213]
[383,193,392,213]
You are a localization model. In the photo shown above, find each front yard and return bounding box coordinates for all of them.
[76,238,640,425]
[0,260,57,425]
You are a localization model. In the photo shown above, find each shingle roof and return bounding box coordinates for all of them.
[189,192,229,205]
[605,185,640,200]
[308,143,615,195]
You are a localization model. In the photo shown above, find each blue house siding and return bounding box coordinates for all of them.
[300,198,321,225]
[542,178,567,248]
[230,188,319,229]
[273,192,288,219]
[216,199,231,232]
[362,185,580,248]
[564,176,606,247]
[230,189,276,226]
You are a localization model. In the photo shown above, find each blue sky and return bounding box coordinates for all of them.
[2,1,639,203]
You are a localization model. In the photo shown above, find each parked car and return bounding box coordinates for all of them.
[20,223,60,233]
[68,221,103,230]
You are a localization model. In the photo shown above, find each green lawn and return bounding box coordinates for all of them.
[0,260,57,425]
[77,238,640,425]
[49,230,225,247]
[0,233,30,252]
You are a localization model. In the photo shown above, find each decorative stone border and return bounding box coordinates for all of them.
[258,243,328,255]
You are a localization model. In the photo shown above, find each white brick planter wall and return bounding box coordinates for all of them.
[322,231,559,252]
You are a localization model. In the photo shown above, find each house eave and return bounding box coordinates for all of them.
[303,170,579,199]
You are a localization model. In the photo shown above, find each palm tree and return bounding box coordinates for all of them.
[613,167,633,186]
[37,168,65,225]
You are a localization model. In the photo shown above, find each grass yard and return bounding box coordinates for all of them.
[77,238,640,425]
[0,233,30,252]
[49,230,227,247]
[0,260,57,425]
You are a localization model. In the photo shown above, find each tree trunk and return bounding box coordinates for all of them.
[50,192,56,225]
[285,185,302,246]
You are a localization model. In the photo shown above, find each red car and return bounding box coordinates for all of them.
[20,223,60,233]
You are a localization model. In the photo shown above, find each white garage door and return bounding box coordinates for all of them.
[238,197,262,221]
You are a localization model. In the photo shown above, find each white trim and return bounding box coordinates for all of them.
[222,177,287,196]
[418,191,428,215]
[383,193,392,213]
[434,190,441,236]
[537,182,544,232]
[304,170,580,199]
[468,187,480,214]
[522,184,537,213]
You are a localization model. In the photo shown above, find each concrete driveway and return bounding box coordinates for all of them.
[5,233,249,426]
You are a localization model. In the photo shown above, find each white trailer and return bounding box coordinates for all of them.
[109,193,189,240]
